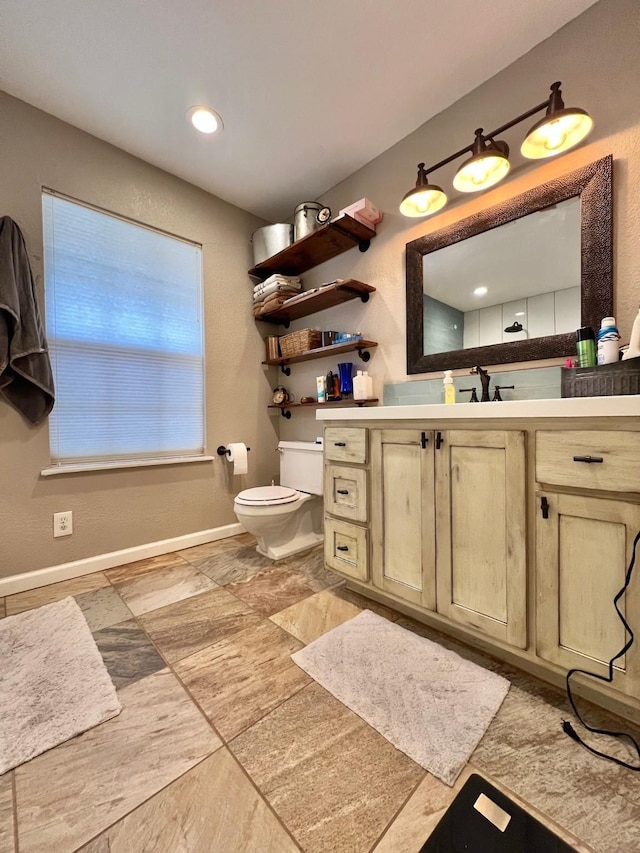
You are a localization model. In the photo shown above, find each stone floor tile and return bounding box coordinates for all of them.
[225,566,314,616]
[112,564,217,617]
[0,772,14,853]
[77,749,299,853]
[74,586,132,632]
[139,586,263,664]
[92,619,166,690]
[15,669,220,853]
[270,587,363,644]
[105,554,190,586]
[174,620,310,740]
[5,574,110,616]
[231,681,424,853]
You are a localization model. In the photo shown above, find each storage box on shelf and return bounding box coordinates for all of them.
[278,328,322,357]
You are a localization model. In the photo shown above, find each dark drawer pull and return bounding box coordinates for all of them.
[334,441,347,447]
[336,545,349,552]
[573,455,604,464]
[336,489,349,495]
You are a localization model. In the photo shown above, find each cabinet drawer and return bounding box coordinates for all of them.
[325,464,368,522]
[324,427,368,464]
[536,431,640,493]
[324,517,369,581]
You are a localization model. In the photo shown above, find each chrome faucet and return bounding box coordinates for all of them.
[470,365,491,402]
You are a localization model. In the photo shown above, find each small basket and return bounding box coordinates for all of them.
[279,328,322,357]
[561,355,640,397]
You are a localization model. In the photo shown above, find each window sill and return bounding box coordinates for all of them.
[41,455,215,476]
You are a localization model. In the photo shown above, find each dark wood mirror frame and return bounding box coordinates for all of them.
[405,155,613,374]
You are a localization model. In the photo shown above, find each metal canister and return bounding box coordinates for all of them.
[294,202,324,241]
[265,336,280,360]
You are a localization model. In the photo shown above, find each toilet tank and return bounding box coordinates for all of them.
[278,440,324,495]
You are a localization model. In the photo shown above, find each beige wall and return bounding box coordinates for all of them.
[0,92,278,578]
[280,0,640,442]
[2,0,639,575]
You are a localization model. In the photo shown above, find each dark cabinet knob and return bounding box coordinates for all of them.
[336,489,349,495]
[336,545,349,552]
[334,442,346,447]
[573,455,604,463]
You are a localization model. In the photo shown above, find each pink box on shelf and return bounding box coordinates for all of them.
[339,198,383,230]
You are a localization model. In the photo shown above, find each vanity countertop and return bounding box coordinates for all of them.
[315,395,639,421]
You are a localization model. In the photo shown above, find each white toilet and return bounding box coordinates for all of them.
[233,440,324,560]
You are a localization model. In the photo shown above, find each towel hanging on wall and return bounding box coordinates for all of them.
[0,217,55,424]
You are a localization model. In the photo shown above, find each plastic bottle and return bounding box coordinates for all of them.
[353,370,367,401]
[443,370,456,404]
[597,316,620,365]
[622,308,640,361]
[316,375,326,403]
[364,371,373,399]
[576,327,596,367]
[326,369,335,401]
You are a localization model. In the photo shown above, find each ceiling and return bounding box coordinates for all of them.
[0,0,598,222]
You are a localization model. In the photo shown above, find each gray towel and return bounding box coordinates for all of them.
[0,217,55,424]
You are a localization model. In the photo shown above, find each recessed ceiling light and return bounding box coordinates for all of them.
[514,311,526,317]
[187,106,223,135]
[473,286,488,296]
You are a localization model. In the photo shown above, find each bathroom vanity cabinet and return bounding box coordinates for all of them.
[325,426,527,647]
[319,398,640,720]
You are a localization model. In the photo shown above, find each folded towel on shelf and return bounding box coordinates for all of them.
[253,283,301,303]
[0,217,55,424]
[259,273,301,290]
[253,276,301,297]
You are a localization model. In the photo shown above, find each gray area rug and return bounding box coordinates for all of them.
[292,610,510,785]
[0,596,121,774]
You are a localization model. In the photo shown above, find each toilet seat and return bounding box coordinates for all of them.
[235,485,300,507]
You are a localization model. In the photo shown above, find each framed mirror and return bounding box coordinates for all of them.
[406,156,612,373]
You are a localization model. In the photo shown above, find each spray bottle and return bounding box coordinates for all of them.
[622,308,640,360]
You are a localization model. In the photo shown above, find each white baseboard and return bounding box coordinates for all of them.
[0,523,245,597]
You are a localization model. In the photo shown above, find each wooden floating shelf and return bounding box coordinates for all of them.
[249,214,377,281]
[256,279,376,326]
[263,339,377,368]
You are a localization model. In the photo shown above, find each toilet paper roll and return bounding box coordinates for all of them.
[227,442,248,475]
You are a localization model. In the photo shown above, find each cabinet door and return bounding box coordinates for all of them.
[536,492,640,698]
[371,429,436,609]
[435,430,527,648]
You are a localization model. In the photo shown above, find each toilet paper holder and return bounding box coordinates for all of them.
[217,445,251,457]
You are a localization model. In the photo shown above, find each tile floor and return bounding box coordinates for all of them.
[1,534,637,852]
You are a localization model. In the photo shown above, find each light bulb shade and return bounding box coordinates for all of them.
[399,163,447,217]
[453,147,510,193]
[399,184,448,217]
[520,108,593,159]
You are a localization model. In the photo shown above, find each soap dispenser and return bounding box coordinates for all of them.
[353,370,367,401]
[443,370,455,404]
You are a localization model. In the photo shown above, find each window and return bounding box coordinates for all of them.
[42,191,205,470]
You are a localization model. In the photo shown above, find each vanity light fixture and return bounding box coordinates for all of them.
[187,105,223,135]
[400,82,592,217]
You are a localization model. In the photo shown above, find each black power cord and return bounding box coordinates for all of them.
[562,528,640,771]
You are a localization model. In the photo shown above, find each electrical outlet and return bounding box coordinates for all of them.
[53,511,73,537]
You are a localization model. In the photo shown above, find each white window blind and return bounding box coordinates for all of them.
[42,192,205,468]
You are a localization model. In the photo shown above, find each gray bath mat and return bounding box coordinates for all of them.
[292,610,509,785]
[0,596,121,774]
